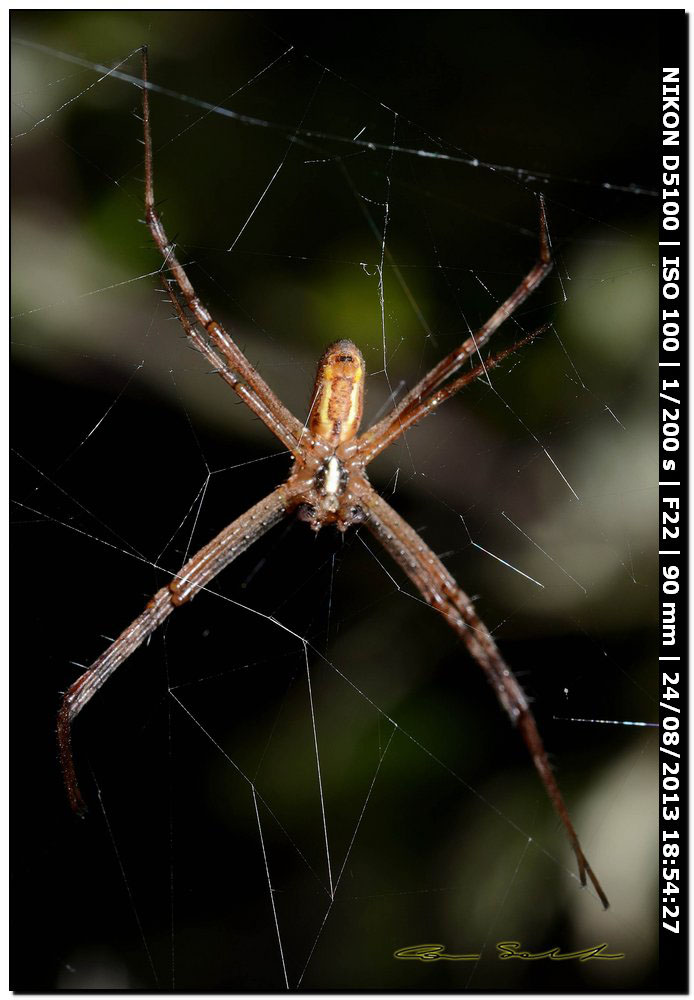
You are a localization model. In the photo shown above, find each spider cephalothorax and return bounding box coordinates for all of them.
[56,47,608,911]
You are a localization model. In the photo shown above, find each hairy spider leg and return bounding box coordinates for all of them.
[353,197,552,464]
[141,46,307,458]
[58,488,288,814]
[360,485,609,909]
[363,323,551,451]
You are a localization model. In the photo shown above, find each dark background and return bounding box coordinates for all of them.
[12,11,662,991]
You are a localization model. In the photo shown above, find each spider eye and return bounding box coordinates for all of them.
[337,354,353,363]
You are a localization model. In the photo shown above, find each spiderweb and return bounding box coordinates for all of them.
[11,12,659,991]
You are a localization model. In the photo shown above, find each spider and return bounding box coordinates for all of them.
[57,47,608,910]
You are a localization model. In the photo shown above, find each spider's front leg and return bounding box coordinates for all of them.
[353,197,552,465]
[140,47,306,457]
[358,484,609,909]
[58,487,291,814]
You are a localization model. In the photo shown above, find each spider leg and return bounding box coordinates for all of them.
[140,47,307,457]
[58,486,290,814]
[360,323,550,456]
[358,484,609,909]
[355,198,552,465]
[161,279,309,448]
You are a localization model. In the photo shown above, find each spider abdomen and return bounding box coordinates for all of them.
[309,340,365,446]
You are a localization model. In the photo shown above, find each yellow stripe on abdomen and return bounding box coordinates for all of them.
[309,341,365,445]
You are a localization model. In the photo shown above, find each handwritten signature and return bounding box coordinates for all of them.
[497,941,625,962]
[394,941,625,963]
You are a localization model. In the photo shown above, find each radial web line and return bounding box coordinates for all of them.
[501,510,586,593]
[461,514,545,589]
[484,380,582,501]
[94,777,160,987]
[252,786,289,990]
[168,690,327,891]
[297,723,397,987]
[464,837,533,990]
[304,647,334,898]
[228,66,326,251]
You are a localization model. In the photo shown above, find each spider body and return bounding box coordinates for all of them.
[289,338,369,531]
[56,48,608,910]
